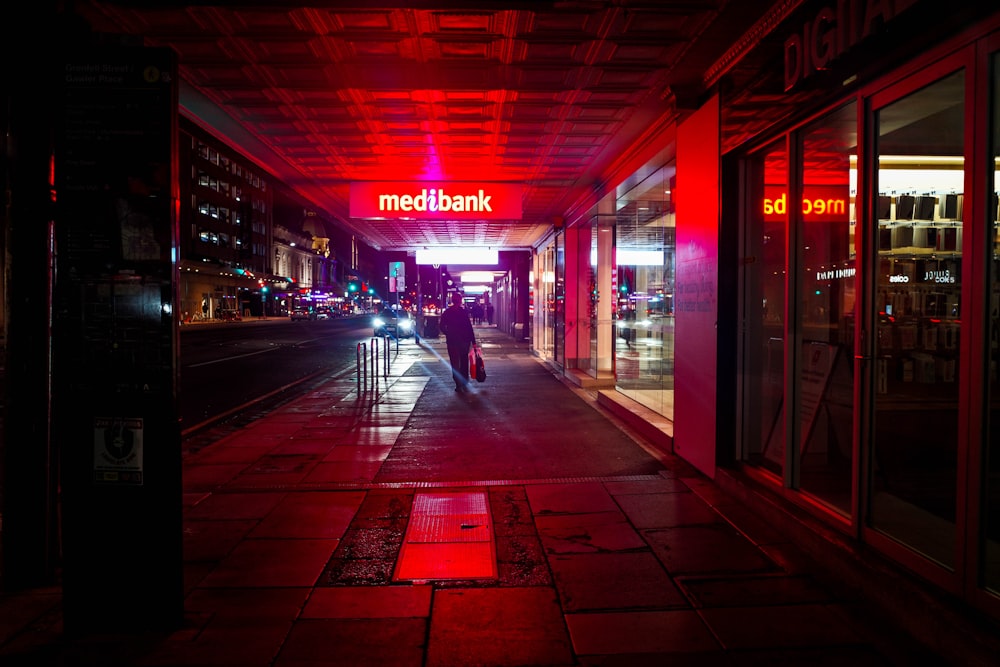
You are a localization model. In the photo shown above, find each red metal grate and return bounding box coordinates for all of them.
[395,491,497,581]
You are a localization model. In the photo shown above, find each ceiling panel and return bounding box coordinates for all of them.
[72,0,794,252]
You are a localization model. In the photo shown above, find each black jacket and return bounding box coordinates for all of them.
[440,304,474,347]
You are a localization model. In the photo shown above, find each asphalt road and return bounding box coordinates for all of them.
[179,315,378,435]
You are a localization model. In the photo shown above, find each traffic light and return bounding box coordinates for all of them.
[348,280,359,293]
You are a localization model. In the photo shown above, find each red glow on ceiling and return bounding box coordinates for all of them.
[73,1,798,251]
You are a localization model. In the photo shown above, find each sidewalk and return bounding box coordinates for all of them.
[0,325,956,665]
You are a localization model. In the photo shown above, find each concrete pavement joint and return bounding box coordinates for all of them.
[209,474,666,492]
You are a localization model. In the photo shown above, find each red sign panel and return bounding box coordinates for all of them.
[350,182,523,220]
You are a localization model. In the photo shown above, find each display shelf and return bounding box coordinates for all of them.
[873,164,965,392]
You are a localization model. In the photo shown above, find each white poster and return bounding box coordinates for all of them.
[799,342,837,453]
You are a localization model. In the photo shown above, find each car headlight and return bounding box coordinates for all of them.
[399,319,413,331]
[373,317,385,328]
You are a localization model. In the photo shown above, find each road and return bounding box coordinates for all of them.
[179,314,384,435]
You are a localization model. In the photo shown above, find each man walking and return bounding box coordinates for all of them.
[439,291,475,392]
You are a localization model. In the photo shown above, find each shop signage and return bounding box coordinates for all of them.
[763,185,850,221]
[784,0,918,91]
[350,182,523,220]
[816,267,855,281]
[924,269,955,284]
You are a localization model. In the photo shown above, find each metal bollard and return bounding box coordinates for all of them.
[370,337,378,392]
[384,334,390,378]
[356,341,366,393]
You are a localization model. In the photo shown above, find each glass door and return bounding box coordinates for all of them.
[587,214,616,377]
[536,243,556,362]
[868,70,966,570]
[740,106,859,518]
[742,139,788,475]
[796,102,858,515]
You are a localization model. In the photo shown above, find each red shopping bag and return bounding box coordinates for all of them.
[473,343,486,382]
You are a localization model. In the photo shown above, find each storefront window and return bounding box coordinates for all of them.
[743,140,788,476]
[535,244,557,362]
[797,102,858,515]
[588,214,615,377]
[588,218,600,372]
[871,71,964,568]
[614,166,675,420]
[555,232,565,369]
[576,220,597,374]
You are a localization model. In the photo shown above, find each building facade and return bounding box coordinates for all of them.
[530,0,1000,632]
[178,120,377,321]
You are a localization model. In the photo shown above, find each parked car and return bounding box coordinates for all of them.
[290,308,314,321]
[373,309,414,338]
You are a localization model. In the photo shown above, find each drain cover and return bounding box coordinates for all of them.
[394,491,497,581]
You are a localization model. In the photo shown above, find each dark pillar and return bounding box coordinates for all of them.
[53,42,183,633]
[1,2,62,591]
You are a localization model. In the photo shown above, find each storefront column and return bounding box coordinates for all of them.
[597,200,616,373]
[563,225,584,369]
[673,94,721,477]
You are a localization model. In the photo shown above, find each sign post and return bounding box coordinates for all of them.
[390,260,405,308]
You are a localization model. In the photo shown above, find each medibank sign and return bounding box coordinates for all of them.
[350,182,523,220]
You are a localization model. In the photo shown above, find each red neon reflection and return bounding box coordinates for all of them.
[763,185,850,221]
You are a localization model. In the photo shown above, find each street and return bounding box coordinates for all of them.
[179,315,376,434]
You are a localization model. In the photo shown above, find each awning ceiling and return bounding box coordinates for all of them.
[70,1,802,253]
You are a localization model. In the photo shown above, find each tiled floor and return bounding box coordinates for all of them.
[0,326,972,666]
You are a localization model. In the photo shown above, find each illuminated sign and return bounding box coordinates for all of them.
[617,249,665,266]
[416,247,498,265]
[461,271,497,283]
[350,182,523,220]
[763,185,850,221]
[784,0,917,91]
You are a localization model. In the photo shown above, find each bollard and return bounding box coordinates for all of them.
[384,334,390,378]
[356,341,366,393]
[370,337,378,393]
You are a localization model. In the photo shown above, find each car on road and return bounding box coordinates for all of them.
[290,308,315,321]
[373,309,414,338]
